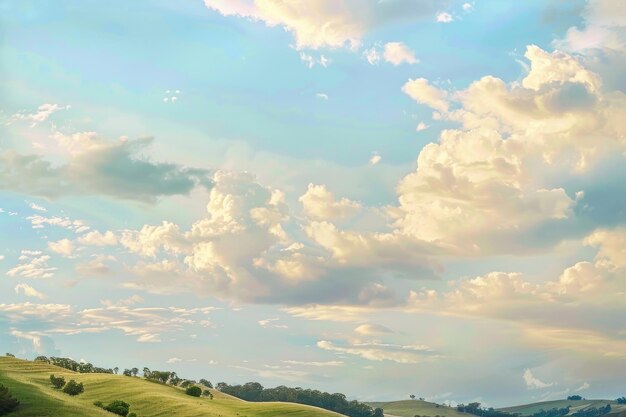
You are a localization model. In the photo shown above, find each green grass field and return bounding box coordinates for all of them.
[499,400,626,417]
[367,399,626,417]
[0,357,342,417]
[366,400,469,417]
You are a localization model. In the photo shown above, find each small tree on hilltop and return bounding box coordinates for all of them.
[62,380,84,396]
[410,395,416,400]
[616,397,626,404]
[186,386,202,397]
[131,368,139,377]
[202,389,213,399]
[0,383,20,414]
[50,375,66,389]
[199,379,213,389]
[4,353,14,358]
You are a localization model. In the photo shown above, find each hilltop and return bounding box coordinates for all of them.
[366,400,468,417]
[0,356,342,417]
[499,400,626,417]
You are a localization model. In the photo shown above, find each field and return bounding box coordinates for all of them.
[0,357,341,417]
[499,400,626,417]
[366,400,469,417]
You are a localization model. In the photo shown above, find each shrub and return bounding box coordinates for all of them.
[102,400,130,416]
[0,383,20,415]
[186,386,202,397]
[568,396,583,401]
[50,375,66,389]
[62,380,84,396]
[202,390,213,399]
[616,398,626,405]
[4,353,14,358]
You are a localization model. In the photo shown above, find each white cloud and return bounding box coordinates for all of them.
[204,0,439,50]
[462,2,474,12]
[299,183,361,221]
[436,12,453,23]
[402,78,449,112]
[29,202,47,212]
[299,52,330,68]
[575,382,590,392]
[354,323,393,336]
[14,283,46,300]
[282,360,344,367]
[317,340,438,363]
[167,357,182,364]
[316,93,329,100]
[6,104,70,127]
[523,369,555,389]
[77,230,118,246]
[48,239,74,257]
[416,121,429,131]
[7,250,57,279]
[369,153,382,165]
[137,333,161,343]
[363,46,381,65]
[383,42,419,66]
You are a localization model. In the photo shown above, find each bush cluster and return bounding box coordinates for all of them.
[95,399,139,417]
[0,383,20,415]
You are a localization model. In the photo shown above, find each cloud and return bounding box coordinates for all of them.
[316,93,329,100]
[258,317,288,329]
[416,121,429,131]
[383,42,419,65]
[48,239,74,257]
[204,0,441,50]
[29,202,47,212]
[402,78,449,112]
[462,2,474,12]
[6,104,70,127]
[282,360,344,367]
[6,250,57,279]
[317,340,439,363]
[167,357,182,363]
[137,333,161,343]
[436,12,453,23]
[300,52,330,68]
[369,153,382,165]
[0,133,213,202]
[354,323,394,336]
[77,230,118,246]
[575,382,590,392]
[14,283,46,300]
[299,183,361,220]
[523,369,555,389]
[27,215,89,233]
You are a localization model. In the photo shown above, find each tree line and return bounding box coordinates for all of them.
[457,403,614,417]
[215,382,384,417]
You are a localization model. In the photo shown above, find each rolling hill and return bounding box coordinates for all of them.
[367,399,626,417]
[0,356,342,417]
[499,400,626,417]
[366,400,469,417]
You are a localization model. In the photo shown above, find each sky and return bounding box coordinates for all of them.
[0,0,625,407]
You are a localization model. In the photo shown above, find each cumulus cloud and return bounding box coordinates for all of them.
[299,183,361,220]
[48,239,74,257]
[383,42,419,65]
[436,12,453,23]
[0,133,213,202]
[204,0,441,50]
[523,369,555,389]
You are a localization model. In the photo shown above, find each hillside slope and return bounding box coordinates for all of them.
[499,400,626,417]
[366,400,469,417]
[0,357,343,417]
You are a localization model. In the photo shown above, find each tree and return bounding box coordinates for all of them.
[4,354,14,358]
[131,368,139,377]
[186,386,202,397]
[62,380,84,396]
[199,379,213,389]
[142,367,151,378]
[568,396,583,401]
[0,383,20,415]
[34,356,49,363]
[374,408,384,417]
[50,375,66,389]
[202,390,213,399]
[410,395,416,400]
[616,397,626,404]
[113,367,119,374]
[102,400,130,416]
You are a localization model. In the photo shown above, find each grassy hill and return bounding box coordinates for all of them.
[367,399,626,417]
[366,400,469,417]
[0,356,342,417]
[499,400,626,417]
